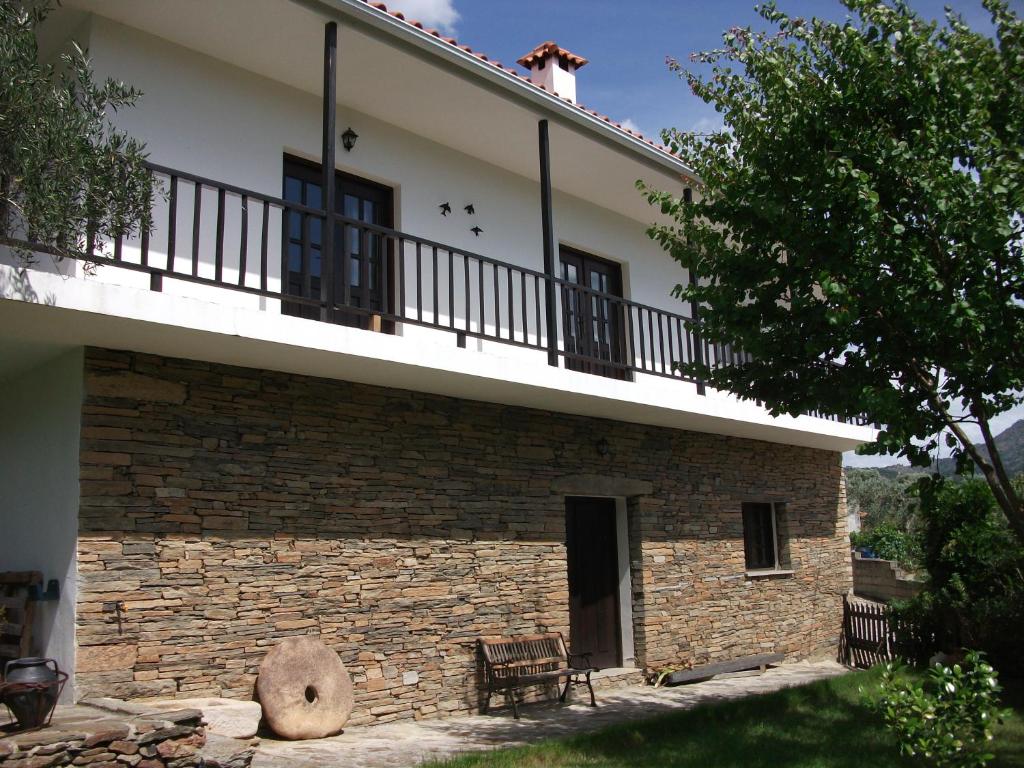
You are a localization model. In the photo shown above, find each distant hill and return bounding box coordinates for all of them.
[864,419,1024,480]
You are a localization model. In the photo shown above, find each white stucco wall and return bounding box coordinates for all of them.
[0,349,83,699]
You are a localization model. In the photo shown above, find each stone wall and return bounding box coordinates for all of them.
[851,553,923,603]
[76,348,851,725]
[0,708,211,768]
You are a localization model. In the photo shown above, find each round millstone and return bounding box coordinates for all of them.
[256,636,353,740]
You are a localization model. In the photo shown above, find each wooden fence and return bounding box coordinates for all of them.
[841,595,929,668]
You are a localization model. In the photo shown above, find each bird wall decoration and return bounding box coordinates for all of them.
[439,202,452,216]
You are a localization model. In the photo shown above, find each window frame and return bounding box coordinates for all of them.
[741,501,792,576]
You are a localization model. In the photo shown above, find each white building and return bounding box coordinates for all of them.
[0,0,870,721]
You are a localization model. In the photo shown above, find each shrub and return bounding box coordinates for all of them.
[850,521,922,569]
[878,651,1005,768]
[896,478,1024,672]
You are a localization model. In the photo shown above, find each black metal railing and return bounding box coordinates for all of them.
[23,163,868,427]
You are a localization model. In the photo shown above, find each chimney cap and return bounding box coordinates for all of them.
[517,41,588,70]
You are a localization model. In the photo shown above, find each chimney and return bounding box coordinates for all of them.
[517,42,588,104]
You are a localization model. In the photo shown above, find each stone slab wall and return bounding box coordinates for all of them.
[0,708,211,768]
[851,553,923,603]
[76,348,851,725]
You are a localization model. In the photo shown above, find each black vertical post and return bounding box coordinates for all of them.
[683,186,707,396]
[538,119,558,367]
[688,269,706,396]
[320,21,338,323]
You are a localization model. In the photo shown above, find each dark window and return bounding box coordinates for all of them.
[742,502,779,570]
[282,156,393,330]
[560,246,628,380]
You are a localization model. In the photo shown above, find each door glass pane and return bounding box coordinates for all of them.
[306,184,322,210]
[284,176,302,203]
[344,195,359,219]
[288,242,302,272]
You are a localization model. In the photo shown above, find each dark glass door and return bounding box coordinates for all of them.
[282,157,393,329]
[566,497,621,669]
[560,247,627,379]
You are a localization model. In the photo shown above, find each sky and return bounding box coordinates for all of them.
[389,0,1024,467]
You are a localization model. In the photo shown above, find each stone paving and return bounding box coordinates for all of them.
[251,660,849,768]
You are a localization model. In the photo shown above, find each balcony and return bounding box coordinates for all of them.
[2,162,868,431]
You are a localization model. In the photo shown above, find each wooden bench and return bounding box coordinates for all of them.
[478,632,597,718]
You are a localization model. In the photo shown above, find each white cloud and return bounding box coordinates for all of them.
[385,0,459,33]
[619,118,644,135]
[690,115,724,135]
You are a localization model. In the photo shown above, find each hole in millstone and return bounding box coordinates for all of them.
[304,686,318,704]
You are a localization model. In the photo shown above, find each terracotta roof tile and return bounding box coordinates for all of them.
[354,0,677,160]
[516,41,588,69]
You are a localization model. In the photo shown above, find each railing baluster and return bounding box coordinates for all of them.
[259,201,269,292]
[360,227,370,314]
[141,168,152,268]
[478,259,484,335]
[507,266,514,341]
[534,275,541,348]
[191,181,202,277]
[675,317,684,377]
[647,310,656,373]
[140,226,150,267]
[341,219,351,308]
[416,241,422,323]
[432,245,439,326]
[622,305,630,370]
[464,253,471,335]
[448,249,455,329]
[657,312,667,375]
[167,175,178,272]
[520,272,528,346]
[238,195,248,287]
[638,307,647,371]
[215,187,225,283]
[303,214,313,301]
[380,230,390,316]
[398,237,406,321]
[492,263,500,339]
[616,298,628,370]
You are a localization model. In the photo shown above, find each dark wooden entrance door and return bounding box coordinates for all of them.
[565,497,621,669]
[282,156,393,329]
[559,247,627,379]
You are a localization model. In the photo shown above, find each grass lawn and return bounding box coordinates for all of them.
[424,668,1024,768]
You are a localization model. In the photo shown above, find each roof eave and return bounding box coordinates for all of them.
[288,0,698,183]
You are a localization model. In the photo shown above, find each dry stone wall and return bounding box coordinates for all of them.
[77,348,851,725]
[0,708,210,768]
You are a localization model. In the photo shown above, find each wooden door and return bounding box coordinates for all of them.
[282,157,393,329]
[560,247,627,379]
[565,497,621,669]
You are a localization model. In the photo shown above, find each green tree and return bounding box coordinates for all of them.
[899,477,1024,671]
[846,467,919,529]
[1,1,154,262]
[643,0,1024,542]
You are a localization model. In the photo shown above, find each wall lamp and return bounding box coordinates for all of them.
[341,127,358,152]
